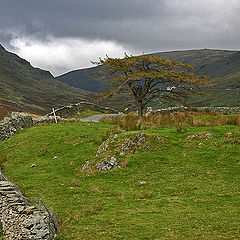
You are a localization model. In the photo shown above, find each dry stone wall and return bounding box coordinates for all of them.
[0,113,66,142]
[0,113,34,141]
[149,106,240,115]
[0,177,57,239]
[47,101,118,118]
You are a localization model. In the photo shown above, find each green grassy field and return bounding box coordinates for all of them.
[0,122,239,239]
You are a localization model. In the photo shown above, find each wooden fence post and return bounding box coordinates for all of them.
[52,108,58,123]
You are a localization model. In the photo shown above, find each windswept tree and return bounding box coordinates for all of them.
[94,54,208,117]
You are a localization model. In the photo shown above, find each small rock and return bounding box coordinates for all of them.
[73,142,81,146]
[53,156,57,160]
[82,161,89,171]
[31,164,36,168]
[113,134,119,140]
[140,181,147,184]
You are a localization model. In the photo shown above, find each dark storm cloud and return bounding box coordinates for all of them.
[0,0,239,74]
[2,0,239,50]
[0,0,163,43]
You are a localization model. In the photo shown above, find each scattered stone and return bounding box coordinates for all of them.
[113,134,119,140]
[95,157,119,171]
[53,156,57,160]
[73,142,81,146]
[226,132,233,137]
[31,164,36,168]
[118,133,149,154]
[139,181,147,184]
[96,140,109,156]
[82,161,89,171]
[187,132,213,140]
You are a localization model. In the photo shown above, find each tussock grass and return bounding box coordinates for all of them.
[101,111,240,131]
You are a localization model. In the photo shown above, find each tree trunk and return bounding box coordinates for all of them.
[137,100,143,117]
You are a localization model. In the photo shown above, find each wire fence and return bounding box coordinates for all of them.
[0,169,58,232]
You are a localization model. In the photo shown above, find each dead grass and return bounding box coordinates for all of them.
[92,186,100,193]
[121,155,130,168]
[136,190,153,199]
[117,192,125,202]
[0,108,10,120]
[101,111,240,131]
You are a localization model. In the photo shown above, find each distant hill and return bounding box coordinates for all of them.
[56,66,107,92]
[57,49,240,107]
[0,44,95,114]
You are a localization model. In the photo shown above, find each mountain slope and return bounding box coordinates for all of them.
[0,44,94,114]
[57,49,238,92]
[57,49,240,107]
[57,66,107,92]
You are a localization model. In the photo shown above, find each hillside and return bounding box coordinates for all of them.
[0,44,95,115]
[57,66,107,92]
[0,119,239,239]
[57,49,240,107]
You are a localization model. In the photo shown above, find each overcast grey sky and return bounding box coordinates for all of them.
[0,0,239,75]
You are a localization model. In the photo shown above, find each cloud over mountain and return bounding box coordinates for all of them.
[1,0,239,75]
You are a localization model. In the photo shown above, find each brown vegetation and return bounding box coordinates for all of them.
[100,111,240,131]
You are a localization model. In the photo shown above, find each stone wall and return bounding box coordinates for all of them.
[149,106,240,115]
[0,113,34,141]
[47,101,118,118]
[0,176,57,239]
[0,112,67,142]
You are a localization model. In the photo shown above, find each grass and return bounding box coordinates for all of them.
[0,121,239,239]
[0,224,3,240]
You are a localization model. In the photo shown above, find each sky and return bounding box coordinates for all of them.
[0,0,239,76]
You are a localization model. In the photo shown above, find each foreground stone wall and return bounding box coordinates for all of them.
[47,101,118,118]
[0,178,57,239]
[149,106,240,115]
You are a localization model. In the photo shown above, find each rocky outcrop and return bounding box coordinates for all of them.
[47,101,118,118]
[0,177,57,239]
[83,133,150,172]
[118,133,149,155]
[95,157,119,171]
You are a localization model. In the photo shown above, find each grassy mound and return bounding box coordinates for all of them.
[0,122,239,239]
